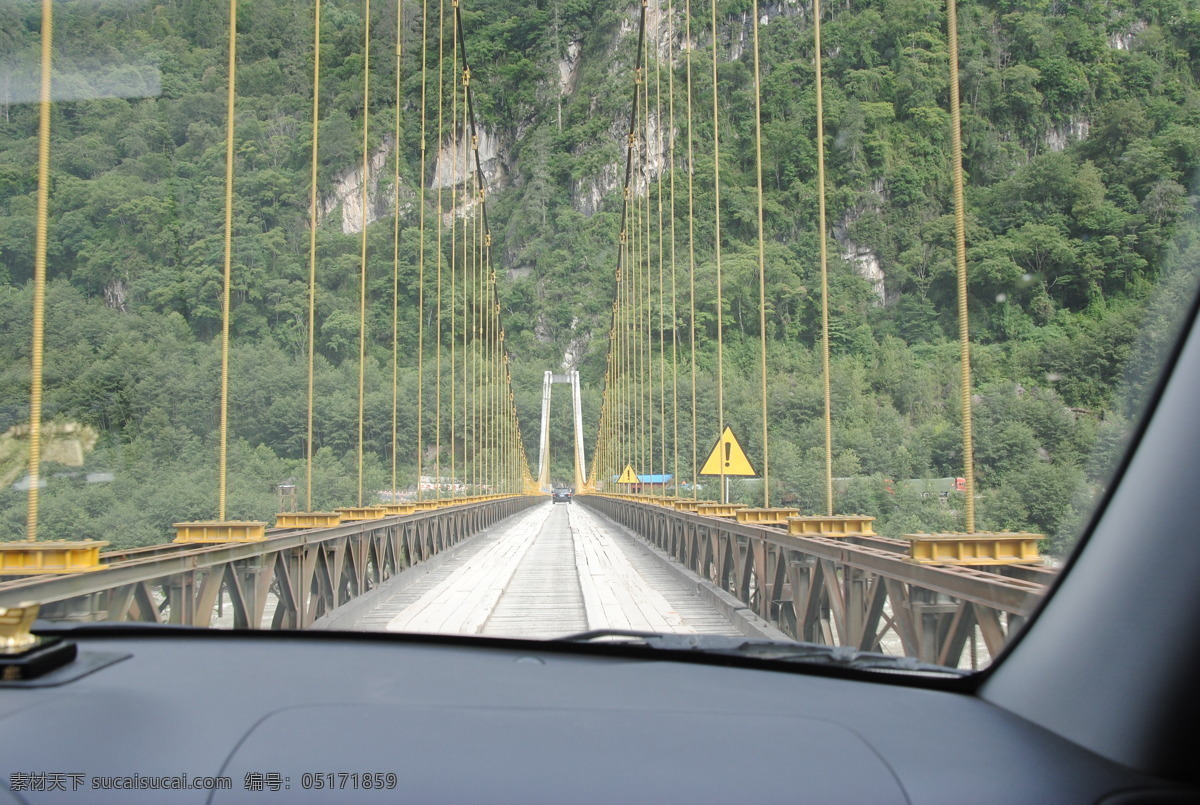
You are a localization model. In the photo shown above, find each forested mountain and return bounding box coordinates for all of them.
[0,0,1197,550]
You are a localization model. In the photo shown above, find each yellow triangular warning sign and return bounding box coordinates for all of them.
[699,426,757,477]
[617,464,640,484]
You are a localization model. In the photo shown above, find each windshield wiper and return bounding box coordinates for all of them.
[554,629,966,677]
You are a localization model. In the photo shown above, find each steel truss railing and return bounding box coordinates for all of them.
[579,496,1051,668]
[0,497,540,629]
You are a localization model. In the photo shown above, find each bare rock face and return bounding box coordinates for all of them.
[559,40,583,96]
[562,321,589,371]
[317,136,415,235]
[841,241,886,303]
[1044,118,1090,153]
[431,127,503,192]
[1108,20,1147,51]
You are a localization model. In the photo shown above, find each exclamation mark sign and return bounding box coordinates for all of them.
[725,442,731,468]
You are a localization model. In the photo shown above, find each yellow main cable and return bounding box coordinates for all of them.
[218,0,238,521]
[357,0,371,507]
[685,0,697,499]
[947,0,976,531]
[305,0,322,512]
[709,0,725,502]
[815,0,833,516]
[417,0,428,501]
[26,0,53,542]
[392,0,403,502]
[751,0,769,508]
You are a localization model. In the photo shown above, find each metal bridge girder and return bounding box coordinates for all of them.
[579,495,1048,668]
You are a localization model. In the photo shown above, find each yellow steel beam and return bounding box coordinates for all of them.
[907,532,1043,565]
[694,503,747,518]
[334,507,388,522]
[736,507,801,525]
[0,541,108,575]
[786,515,877,537]
[274,512,342,529]
[172,521,267,544]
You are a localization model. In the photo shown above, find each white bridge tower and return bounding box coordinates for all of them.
[536,371,587,492]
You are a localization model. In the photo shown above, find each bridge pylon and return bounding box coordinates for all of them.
[535,371,587,492]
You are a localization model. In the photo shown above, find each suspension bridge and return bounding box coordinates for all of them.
[0,0,1052,670]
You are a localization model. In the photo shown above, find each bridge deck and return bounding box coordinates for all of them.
[351,502,738,638]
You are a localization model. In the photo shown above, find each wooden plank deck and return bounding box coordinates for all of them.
[356,502,738,639]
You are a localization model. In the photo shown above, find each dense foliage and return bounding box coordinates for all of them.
[0,0,1197,550]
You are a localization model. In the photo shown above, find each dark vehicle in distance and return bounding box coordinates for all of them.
[552,488,573,503]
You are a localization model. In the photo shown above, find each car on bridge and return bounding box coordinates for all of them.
[551,487,573,503]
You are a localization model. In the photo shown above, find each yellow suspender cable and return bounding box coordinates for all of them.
[464,90,472,492]
[26,0,53,541]
[628,164,636,473]
[477,189,483,490]
[305,0,322,512]
[487,222,492,490]
[630,80,639,479]
[625,222,631,478]
[709,0,725,502]
[417,0,428,501]
[218,0,238,521]
[643,28,653,487]
[476,144,482,492]
[667,0,678,497]
[483,244,489,490]
[434,0,445,497]
[466,93,474,492]
[632,79,642,480]
[391,0,403,502]
[751,0,769,507]
[460,77,468,491]
[624,224,631,474]
[947,0,976,531]
[449,17,457,493]
[634,176,642,478]
[357,0,371,507]
[685,0,697,499]
[473,88,479,490]
[461,89,470,491]
[655,2,666,497]
[814,0,833,516]
[628,128,637,476]
[636,126,647,478]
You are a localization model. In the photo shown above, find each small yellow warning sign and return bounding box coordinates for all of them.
[617,464,640,484]
[699,426,757,477]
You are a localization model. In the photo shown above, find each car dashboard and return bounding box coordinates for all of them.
[0,628,1182,804]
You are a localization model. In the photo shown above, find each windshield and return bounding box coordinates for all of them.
[1,0,1196,672]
